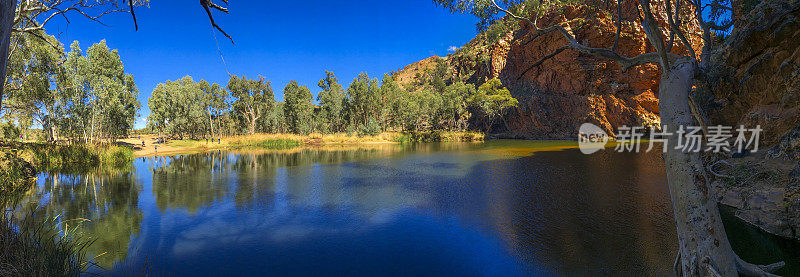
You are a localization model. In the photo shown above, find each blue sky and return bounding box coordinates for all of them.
[46,0,478,128]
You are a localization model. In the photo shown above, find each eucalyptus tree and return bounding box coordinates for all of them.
[228,75,274,135]
[3,31,63,140]
[379,74,405,130]
[282,81,314,135]
[316,71,346,133]
[147,76,207,139]
[199,80,229,138]
[345,73,381,129]
[434,0,785,274]
[441,82,475,131]
[61,40,139,142]
[0,0,233,114]
[468,78,517,132]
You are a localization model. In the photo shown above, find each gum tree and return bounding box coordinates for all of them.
[228,75,274,135]
[434,0,785,275]
[0,0,232,114]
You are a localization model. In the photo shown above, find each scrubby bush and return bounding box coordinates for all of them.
[360,117,381,137]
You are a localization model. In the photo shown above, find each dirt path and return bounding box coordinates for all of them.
[118,135,212,157]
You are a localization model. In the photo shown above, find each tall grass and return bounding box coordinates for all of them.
[223,134,304,150]
[0,211,90,276]
[17,143,134,172]
[0,149,36,206]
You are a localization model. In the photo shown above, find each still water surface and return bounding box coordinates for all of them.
[18,140,798,275]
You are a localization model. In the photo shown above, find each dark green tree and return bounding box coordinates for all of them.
[283,81,314,135]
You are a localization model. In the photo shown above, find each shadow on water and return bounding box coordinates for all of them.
[10,140,799,275]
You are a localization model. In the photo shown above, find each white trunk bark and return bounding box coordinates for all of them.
[659,58,737,276]
[0,0,15,113]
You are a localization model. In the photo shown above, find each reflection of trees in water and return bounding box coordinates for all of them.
[150,145,459,215]
[17,171,142,269]
[151,152,232,213]
[476,150,676,275]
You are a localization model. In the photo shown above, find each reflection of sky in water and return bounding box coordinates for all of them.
[105,143,535,276]
[31,141,798,275]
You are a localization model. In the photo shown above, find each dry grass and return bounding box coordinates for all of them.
[308,132,402,144]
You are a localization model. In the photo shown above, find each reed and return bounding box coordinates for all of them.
[0,211,91,276]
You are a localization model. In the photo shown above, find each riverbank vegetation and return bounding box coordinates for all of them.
[146,70,517,139]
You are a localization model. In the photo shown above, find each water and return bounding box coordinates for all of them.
[16,140,799,275]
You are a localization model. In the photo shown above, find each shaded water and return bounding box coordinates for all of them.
[14,141,798,275]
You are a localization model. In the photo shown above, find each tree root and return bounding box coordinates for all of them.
[735,254,785,277]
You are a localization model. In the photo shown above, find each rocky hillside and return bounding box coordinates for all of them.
[702,0,800,240]
[396,1,703,138]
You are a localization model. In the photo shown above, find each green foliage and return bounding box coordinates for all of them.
[149,76,219,139]
[1,123,22,141]
[317,71,347,133]
[283,81,315,135]
[469,78,518,131]
[228,75,275,135]
[345,125,357,136]
[360,117,381,137]
[18,143,134,173]
[346,73,382,129]
[0,212,89,276]
[61,40,141,141]
[4,33,140,142]
[228,138,301,150]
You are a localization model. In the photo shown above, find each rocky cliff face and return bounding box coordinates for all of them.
[397,1,703,138]
[701,0,800,146]
[497,2,703,138]
[704,0,800,240]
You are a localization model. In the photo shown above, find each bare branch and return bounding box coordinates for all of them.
[665,0,697,60]
[735,253,785,277]
[200,0,234,44]
[129,0,138,31]
[638,0,669,69]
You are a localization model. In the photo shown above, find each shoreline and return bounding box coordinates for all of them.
[120,132,485,157]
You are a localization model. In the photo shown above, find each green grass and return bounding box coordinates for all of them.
[228,138,302,150]
[16,143,134,173]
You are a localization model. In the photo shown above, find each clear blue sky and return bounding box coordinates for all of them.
[45,0,478,128]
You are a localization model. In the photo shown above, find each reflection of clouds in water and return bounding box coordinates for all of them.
[164,174,433,258]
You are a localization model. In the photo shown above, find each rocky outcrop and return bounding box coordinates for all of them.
[396,2,703,138]
[701,0,800,146]
[701,0,800,240]
[496,2,703,138]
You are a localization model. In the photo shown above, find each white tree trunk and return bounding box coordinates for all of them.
[0,0,15,113]
[659,58,737,276]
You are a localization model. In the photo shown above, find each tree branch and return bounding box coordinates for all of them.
[517,44,568,80]
[735,253,785,277]
[490,0,662,73]
[200,0,234,44]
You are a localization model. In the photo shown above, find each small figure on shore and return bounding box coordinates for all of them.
[206,138,209,144]
[155,145,158,152]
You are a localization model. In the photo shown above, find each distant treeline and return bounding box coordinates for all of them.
[1,30,518,143]
[146,68,518,139]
